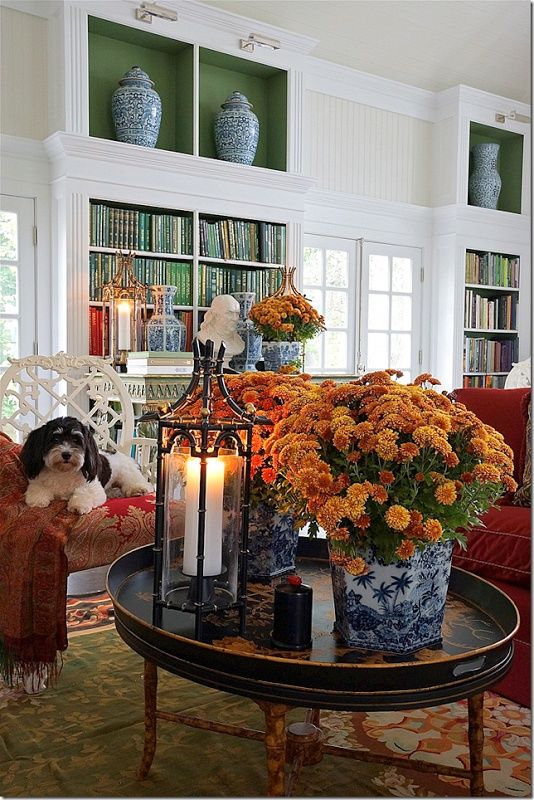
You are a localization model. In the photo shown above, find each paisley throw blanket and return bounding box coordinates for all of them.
[0,432,76,686]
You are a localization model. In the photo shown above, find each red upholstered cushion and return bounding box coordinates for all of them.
[451,388,530,484]
[453,504,531,588]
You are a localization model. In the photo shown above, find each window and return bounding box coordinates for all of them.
[302,236,422,380]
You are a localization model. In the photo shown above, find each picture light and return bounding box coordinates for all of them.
[136,2,178,23]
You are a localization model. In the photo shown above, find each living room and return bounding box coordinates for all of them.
[0,0,531,797]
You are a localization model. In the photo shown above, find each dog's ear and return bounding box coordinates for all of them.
[81,424,100,481]
[20,425,48,479]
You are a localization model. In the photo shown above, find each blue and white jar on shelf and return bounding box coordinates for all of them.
[147,285,186,352]
[111,66,162,148]
[468,142,502,209]
[214,91,259,166]
[229,292,262,372]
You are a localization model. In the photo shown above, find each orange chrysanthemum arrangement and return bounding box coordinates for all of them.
[249,268,325,344]
[264,370,516,573]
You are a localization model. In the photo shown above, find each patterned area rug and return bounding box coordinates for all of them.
[66,591,115,635]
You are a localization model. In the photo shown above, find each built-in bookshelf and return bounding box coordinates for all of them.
[462,249,520,388]
[468,123,524,214]
[88,199,285,356]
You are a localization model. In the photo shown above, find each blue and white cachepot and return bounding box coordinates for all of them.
[229,292,262,372]
[214,91,259,166]
[330,540,454,654]
[261,341,301,372]
[468,142,502,210]
[147,285,186,352]
[111,66,162,148]
[247,502,299,580]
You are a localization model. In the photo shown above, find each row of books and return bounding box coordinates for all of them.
[88,308,194,357]
[464,290,518,331]
[463,337,518,373]
[462,375,507,388]
[90,203,193,254]
[89,253,192,305]
[198,263,281,306]
[199,218,286,264]
[465,251,520,288]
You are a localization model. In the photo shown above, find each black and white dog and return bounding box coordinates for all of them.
[21,416,153,515]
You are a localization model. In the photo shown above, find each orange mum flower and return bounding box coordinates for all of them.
[379,470,395,485]
[385,505,411,531]
[395,540,416,560]
[472,463,501,483]
[434,481,457,505]
[423,519,443,542]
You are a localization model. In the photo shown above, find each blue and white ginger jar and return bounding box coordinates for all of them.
[468,142,502,210]
[229,292,262,372]
[147,285,186,352]
[247,502,299,580]
[214,91,259,166]
[112,66,162,148]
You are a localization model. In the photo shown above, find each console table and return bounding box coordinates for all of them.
[107,545,518,797]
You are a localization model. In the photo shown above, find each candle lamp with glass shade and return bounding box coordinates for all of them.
[101,252,147,370]
[149,338,272,641]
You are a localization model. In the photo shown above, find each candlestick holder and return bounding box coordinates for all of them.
[101,251,148,366]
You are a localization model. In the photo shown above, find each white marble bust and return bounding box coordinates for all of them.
[197,294,244,366]
[504,356,531,388]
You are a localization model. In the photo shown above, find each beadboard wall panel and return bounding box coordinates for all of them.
[0,7,48,140]
[303,91,433,206]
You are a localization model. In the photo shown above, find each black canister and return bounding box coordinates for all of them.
[271,574,313,650]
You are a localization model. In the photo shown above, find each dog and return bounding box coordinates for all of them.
[20,416,153,515]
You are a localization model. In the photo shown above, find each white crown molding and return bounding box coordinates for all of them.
[432,204,530,243]
[308,188,431,221]
[457,85,530,118]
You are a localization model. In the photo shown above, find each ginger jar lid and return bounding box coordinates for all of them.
[220,91,253,110]
[118,66,155,88]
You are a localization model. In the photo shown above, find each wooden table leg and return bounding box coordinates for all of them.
[467,692,485,796]
[257,701,290,797]
[137,659,158,781]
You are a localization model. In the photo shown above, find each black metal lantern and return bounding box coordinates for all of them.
[151,338,271,641]
[101,251,147,369]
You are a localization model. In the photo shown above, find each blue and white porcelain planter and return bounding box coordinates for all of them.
[112,66,162,148]
[214,91,259,166]
[247,502,299,580]
[330,540,454,654]
[229,292,262,372]
[147,285,186,352]
[261,341,301,372]
[468,142,502,210]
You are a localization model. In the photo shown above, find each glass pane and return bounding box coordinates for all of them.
[325,331,347,369]
[0,212,18,260]
[0,318,18,366]
[304,287,323,314]
[304,335,321,370]
[367,332,389,368]
[368,254,389,291]
[325,290,347,327]
[390,333,411,368]
[368,294,389,330]
[303,247,322,285]
[391,295,411,331]
[392,257,412,293]
[398,371,411,384]
[0,264,18,313]
[325,250,348,288]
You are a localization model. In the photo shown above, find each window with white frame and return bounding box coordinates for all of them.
[302,236,422,380]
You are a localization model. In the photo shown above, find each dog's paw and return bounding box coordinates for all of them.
[124,481,153,497]
[67,497,97,515]
[24,487,52,508]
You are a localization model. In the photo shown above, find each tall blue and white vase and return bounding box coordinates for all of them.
[247,502,300,580]
[147,285,186,352]
[111,66,162,148]
[330,540,454,655]
[468,142,502,209]
[229,292,262,372]
[214,91,259,166]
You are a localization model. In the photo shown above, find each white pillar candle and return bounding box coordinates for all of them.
[117,300,131,350]
[183,457,224,576]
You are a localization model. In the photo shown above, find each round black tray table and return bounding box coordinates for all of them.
[107,544,519,797]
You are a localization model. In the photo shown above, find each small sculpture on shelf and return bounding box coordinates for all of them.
[197,295,244,368]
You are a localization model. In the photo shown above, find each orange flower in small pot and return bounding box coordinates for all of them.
[264,370,516,654]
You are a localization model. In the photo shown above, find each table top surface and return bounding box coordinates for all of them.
[108,545,518,711]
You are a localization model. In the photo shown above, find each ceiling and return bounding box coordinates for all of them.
[198,0,531,104]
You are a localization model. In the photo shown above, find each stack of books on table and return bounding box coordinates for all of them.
[127,351,194,376]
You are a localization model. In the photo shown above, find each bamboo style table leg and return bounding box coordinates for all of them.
[257,701,290,797]
[467,692,485,796]
[137,659,158,780]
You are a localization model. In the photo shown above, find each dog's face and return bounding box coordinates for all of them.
[20,417,100,481]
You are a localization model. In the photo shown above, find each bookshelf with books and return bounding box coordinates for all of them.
[462,249,520,388]
[88,201,286,355]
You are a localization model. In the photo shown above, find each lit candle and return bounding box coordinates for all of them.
[117,300,131,350]
[183,457,224,576]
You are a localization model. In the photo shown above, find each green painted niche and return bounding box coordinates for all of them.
[469,122,524,214]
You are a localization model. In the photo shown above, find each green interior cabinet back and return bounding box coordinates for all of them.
[199,48,287,171]
[469,122,524,214]
[88,17,193,155]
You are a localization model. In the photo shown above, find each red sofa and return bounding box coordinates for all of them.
[450,387,531,708]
